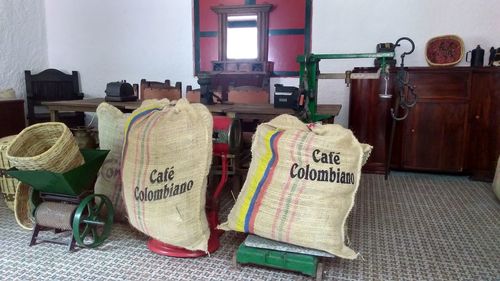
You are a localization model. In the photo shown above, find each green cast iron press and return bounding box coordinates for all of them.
[7,149,114,251]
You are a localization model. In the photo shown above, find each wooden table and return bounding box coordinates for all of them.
[42,98,341,123]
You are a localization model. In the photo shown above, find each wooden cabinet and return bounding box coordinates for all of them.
[400,101,469,171]
[397,69,470,172]
[467,70,500,180]
[349,67,500,181]
[0,99,26,138]
[349,69,393,174]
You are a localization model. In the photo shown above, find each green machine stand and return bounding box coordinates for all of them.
[233,235,335,280]
[7,149,114,251]
[235,244,322,279]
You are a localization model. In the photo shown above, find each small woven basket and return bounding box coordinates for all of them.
[14,182,35,230]
[0,135,18,211]
[425,35,464,67]
[6,122,84,173]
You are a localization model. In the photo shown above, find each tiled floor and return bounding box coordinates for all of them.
[0,172,498,280]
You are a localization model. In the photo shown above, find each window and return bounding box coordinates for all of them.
[226,15,258,59]
[211,4,272,63]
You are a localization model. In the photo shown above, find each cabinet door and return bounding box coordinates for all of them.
[402,100,469,171]
[349,72,393,174]
[0,100,25,138]
[468,72,500,180]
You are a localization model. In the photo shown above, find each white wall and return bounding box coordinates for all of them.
[44,0,500,127]
[0,0,48,99]
[45,0,198,99]
[275,0,500,126]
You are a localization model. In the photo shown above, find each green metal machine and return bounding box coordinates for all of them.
[297,51,395,122]
[8,149,114,251]
[234,234,334,280]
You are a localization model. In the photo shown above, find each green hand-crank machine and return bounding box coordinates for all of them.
[297,51,394,122]
[297,37,415,123]
[233,37,416,280]
[7,149,114,251]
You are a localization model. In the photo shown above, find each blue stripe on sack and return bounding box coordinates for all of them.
[125,108,161,139]
[244,131,280,232]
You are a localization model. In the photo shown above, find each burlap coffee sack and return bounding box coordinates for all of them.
[493,156,500,200]
[95,102,130,221]
[220,114,372,259]
[122,98,212,252]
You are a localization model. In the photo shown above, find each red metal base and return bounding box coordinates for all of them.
[147,152,229,258]
[147,229,221,258]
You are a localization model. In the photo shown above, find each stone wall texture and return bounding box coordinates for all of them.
[0,0,48,99]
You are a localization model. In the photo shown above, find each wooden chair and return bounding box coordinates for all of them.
[185,85,223,104]
[25,69,85,127]
[185,85,201,103]
[140,79,181,101]
[227,86,269,104]
[227,86,270,194]
[227,85,269,140]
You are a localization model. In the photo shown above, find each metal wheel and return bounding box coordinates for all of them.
[72,194,114,248]
[315,262,324,281]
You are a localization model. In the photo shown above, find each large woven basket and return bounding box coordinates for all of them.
[6,122,84,173]
[0,135,18,211]
[14,182,35,230]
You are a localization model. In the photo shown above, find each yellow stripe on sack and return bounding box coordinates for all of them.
[124,102,164,136]
[234,129,276,231]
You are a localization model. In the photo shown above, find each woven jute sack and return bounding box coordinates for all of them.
[219,114,372,259]
[0,135,18,211]
[95,102,130,221]
[493,155,500,200]
[6,122,84,173]
[122,98,212,252]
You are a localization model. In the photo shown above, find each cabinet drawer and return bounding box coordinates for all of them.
[411,71,469,99]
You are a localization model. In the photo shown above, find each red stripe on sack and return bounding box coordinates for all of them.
[285,135,314,242]
[248,132,284,233]
[128,116,145,229]
[270,130,302,239]
[139,112,164,234]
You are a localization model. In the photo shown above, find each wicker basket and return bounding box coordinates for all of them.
[14,182,35,230]
[0,135,18,211]
[425,35,464,67]
[6,122,84,173]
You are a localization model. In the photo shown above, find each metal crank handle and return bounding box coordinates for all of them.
[403,86,417,108]
[395,37,415,56]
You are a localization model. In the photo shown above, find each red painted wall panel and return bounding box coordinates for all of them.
[200,37,218,71]
[269,35,304,71]
[197,0,310,75]
[200,0,243,31]
[258,0,306,29]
